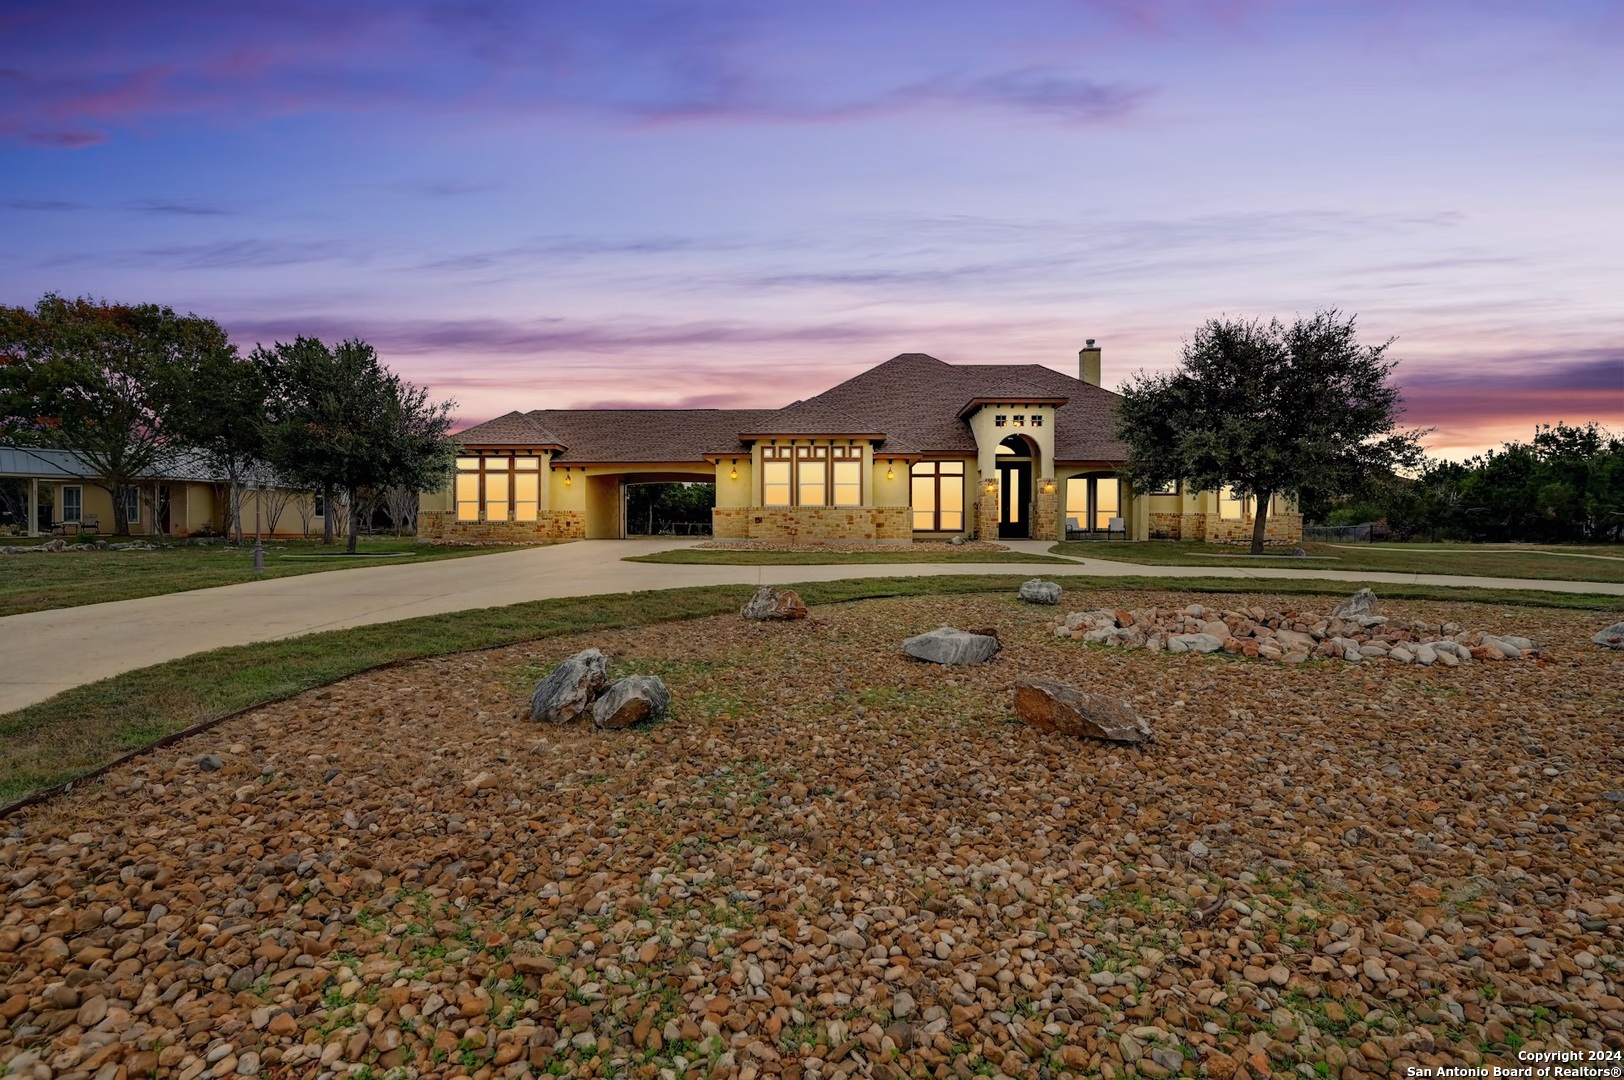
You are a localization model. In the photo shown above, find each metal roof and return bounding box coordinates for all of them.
[0,445,229,482]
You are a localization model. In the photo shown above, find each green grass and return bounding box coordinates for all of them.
[1048,539,1624,583]
[2,573,1617,806]
[0,536,535,617]
[625,547,1075,565]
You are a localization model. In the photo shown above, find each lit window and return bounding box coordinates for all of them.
[911,460,964,531]
[833,459,861,506]
[994,415,1007,427]
[1012,415,1025,427]
[514,457,539,522]
[485,458,511,522]
[456,460,480,522]
[1031,414,1043,427]
[762,449,791,506]
[796,445,827,506]
[1094,478,1119,531]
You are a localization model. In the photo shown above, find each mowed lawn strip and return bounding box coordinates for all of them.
[624,548,1077,565]
[3,573,1619,805]
[0,537,532,617]
[1050,539,1624,583]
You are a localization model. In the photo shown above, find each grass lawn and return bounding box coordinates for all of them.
[0,536,533,617]
[625,548,1076,565]
[2,573,1617,807]
[1049,539,1624,583]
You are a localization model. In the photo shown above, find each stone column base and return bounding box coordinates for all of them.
[1031,479,1057,541]
[976,478,1000,541]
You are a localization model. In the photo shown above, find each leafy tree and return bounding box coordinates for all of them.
[260,336,456,552]
[0,294,228,535]
[165,336,271,542]
[1115,310,1425,553]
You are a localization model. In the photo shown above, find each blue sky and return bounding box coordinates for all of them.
[3,0,1621,455]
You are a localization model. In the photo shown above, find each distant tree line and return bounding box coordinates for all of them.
[0,293,457,548]
[1315,422,1624,543]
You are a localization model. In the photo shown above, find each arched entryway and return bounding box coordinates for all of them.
[995,434,1038,539]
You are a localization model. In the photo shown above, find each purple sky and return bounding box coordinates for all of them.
[3,1,1621,457]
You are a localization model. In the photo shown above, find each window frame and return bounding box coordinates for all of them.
[62,484,83,523]
[455,457,482,522]
[910,460,965,532]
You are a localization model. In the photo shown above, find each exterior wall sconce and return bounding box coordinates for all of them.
[729,460,738,480]
[1042,480,1056,493]
[885,461,894,480]
[563,469,572,487]
[984,479,998,494]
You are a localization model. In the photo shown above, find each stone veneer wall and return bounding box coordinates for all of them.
[1140,510,1302,545]
[976,480,1000,541]
[1031,480,1058,542]
[419,510,585,542]
[712,506,910,544]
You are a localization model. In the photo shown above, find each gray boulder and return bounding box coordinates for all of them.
[902,627,1000,666]
[1330,588,1378,618]
[1171,633,1224,654]
[1017,579,1062,605]
[530,649,610,724]
[592,675,671,729]
[1593,622,1624,649]
[741,586,808,620]
[1012,678,1150,743]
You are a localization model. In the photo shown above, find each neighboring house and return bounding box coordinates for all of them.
[0,446,323,538]
[420,346,1303,545]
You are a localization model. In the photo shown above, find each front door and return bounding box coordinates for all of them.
[997,461,1031,539]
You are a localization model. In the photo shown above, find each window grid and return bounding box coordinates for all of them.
[910,460,965,531]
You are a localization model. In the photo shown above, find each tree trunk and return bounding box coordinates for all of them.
[346,486,360,554]
[322,482,335,545]
[106,485,127,537]
[229,478,242,544]
[1249,492,1272,555]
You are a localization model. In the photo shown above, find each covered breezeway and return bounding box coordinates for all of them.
[579,466,717,539]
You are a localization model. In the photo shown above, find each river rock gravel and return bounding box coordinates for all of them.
[1,588,1621,1080]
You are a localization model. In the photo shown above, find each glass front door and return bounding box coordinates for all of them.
[997,461,1031,539]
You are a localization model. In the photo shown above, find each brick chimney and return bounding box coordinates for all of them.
[1078,339,1101,386]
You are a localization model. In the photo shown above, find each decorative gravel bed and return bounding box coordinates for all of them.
[1,589,1621,1080]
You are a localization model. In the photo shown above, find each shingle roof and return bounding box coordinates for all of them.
[454,410,563,447]
[533,409,779,464]
[803,353,1128,461]
[452,353,1126,465]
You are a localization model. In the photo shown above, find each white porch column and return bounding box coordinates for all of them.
[27,477,39,537]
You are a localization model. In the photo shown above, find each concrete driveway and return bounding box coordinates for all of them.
[2,538,1619,714]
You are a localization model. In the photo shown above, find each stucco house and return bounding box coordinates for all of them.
[420,345,1302,546]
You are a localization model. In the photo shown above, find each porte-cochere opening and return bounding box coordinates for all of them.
[624,481,716,537]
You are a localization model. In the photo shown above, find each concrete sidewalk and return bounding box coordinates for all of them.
[3,538,1619,714]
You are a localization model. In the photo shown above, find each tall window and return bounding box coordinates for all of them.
[1065,477,1122,531]
[911,460,964,531]
[762,447,791,506]
[484,457,511,522]
[796,445,827,506]
[832,446,861,506]
[514,457,539,522]
[1094,478,1119,530]
[1218,486,1247,520]
[455,457,481,522]
[119,487,141,525]
[62,485,83,523]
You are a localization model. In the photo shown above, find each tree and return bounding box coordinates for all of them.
[0,294,227,535]
[1116,311,1425,554]
[261,337,456,552]
[166,339,270,543]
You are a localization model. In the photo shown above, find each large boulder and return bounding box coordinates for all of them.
[1171,633,1224,654]
[1017,579,1062,605]
[592,675,671,729]
[741,586,808,621]
[903,627,1000,666]
[1012,678,1150,743]
[529,649,610,724]
[1330,588,1378,618]
[1594,622,1624,649]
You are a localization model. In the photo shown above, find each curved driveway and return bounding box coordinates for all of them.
[2,538,1619,714]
